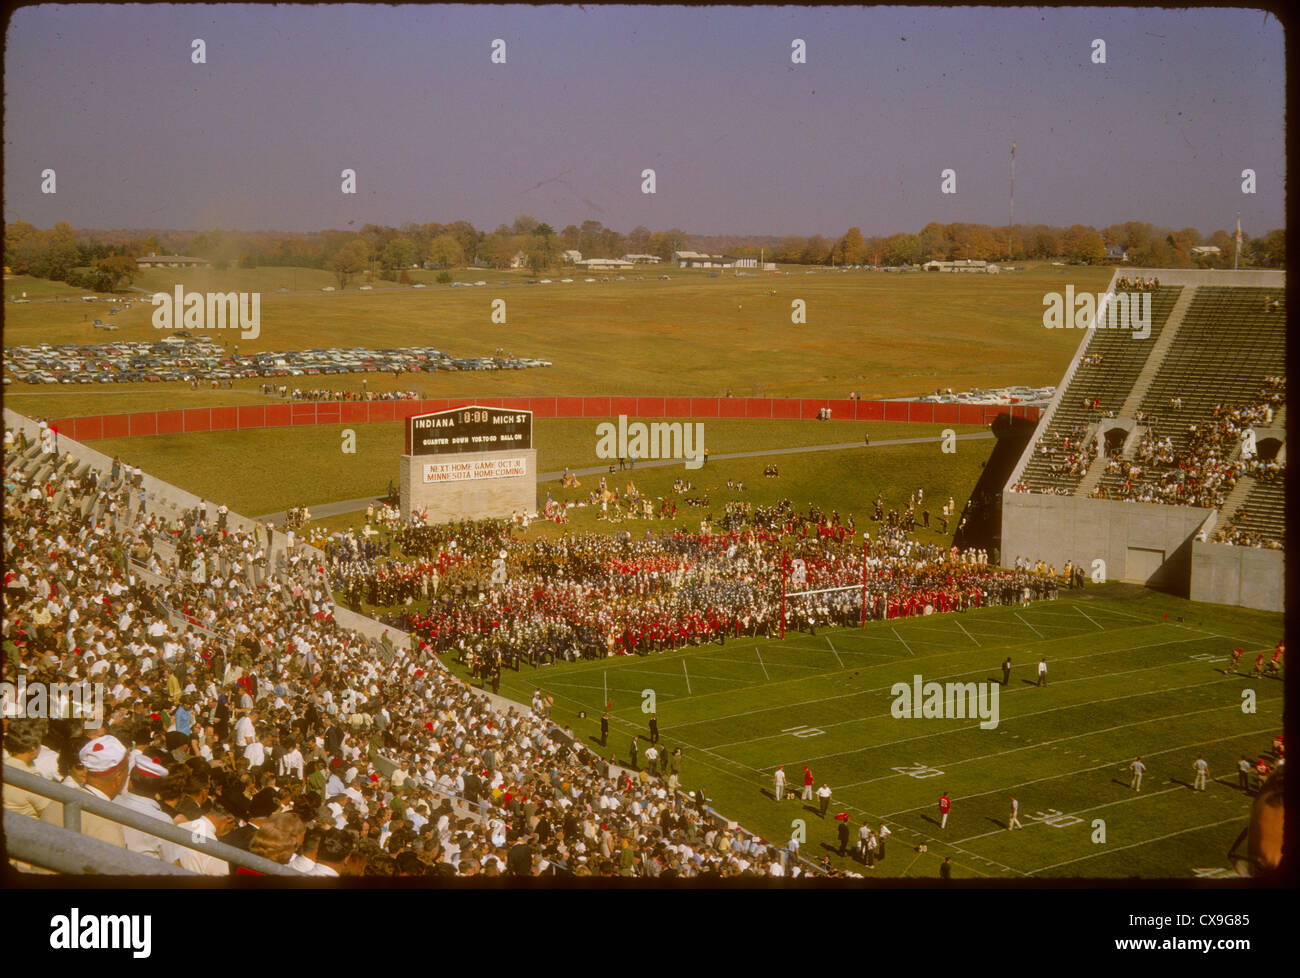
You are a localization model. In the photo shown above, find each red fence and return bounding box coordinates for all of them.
[50,398,1040,442]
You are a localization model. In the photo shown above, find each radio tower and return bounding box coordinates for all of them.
[1008,139,1015,260]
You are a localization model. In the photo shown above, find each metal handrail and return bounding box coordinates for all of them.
[5,811,195,875]
[3,765,301,876]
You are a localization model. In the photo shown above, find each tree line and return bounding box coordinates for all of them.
[4,215,1285,291]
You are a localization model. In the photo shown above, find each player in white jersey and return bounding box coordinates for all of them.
[1129,756,1146,791]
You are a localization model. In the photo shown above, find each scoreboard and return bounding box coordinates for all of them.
[405,406,533,456]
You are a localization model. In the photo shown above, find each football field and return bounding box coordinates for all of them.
[470,589,1283,879]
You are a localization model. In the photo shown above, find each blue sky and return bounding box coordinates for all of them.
[4,4,1286,236]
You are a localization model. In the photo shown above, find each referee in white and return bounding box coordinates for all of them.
[1008,795,1022,830]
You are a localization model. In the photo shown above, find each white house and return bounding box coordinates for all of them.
[561,250,582,264]
[577,257,634,270]
[135,254,211,269]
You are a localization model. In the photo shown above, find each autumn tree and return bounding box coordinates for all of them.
[328,238,371,289]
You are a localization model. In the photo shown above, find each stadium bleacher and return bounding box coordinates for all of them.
[1016,287,1182,494]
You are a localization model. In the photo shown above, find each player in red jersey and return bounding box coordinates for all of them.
[1228,646,1244,674]
[1265,642,1283,677]
[938,791,951,829]
[1252,651,1267,677]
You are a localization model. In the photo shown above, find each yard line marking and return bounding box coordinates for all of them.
[705,653,824,671]
[810,797,1013,877]
[1078,604,1150,623]
[892,627,913,655]
[1075,604,1104,630]
[954,618,981,647]
[1027,817,1243,875]
[722,653,1252,755]
[682,659,691,695]
[950,788,1182,845]
[879,726,1277,815]
[755,648,771,681]
[1015,612,1043,638]
[826,636,844,669]
[670,632,1216,731]
[806,678,1278,778]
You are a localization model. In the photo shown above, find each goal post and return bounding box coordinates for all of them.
[780,539,872,638]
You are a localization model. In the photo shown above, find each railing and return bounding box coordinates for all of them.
[3,765,301,876]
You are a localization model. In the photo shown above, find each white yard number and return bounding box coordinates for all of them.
[790,558,807,587]
[1027,808,1084,828]
[891,763,945,779]
[1189,653,1218,662]
[781,724,825,738]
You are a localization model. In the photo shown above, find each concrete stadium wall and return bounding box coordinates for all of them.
[400,448,537,524]
[1188,541,1285,613]
[46,397,1041,442]
[1000,492,1208,591]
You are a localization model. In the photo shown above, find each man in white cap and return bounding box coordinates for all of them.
[116,755,173,860]
[39,735,131,849]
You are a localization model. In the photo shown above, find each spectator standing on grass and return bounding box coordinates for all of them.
[1037,656,1048,687]
[773,765,787,802]
[802,765,814,801]
[1239,756,1253,790]
[940,856,952,880]
[817,782,832,818]
[877,823,890,861]
[1008,796,1022,830]
[1002,656,1012,686]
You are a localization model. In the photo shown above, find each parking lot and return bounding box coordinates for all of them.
[2,334,553,386]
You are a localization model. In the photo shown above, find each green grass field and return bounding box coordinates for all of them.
[88,418,989,530]
[3,262,1110,416]
[449,590,1281,879]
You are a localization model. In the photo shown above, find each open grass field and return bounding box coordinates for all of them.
[451,590,1282,879]
[4,262,1111,414]
[89,417,989,525]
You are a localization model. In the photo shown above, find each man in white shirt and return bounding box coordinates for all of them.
[244,738,267,770]
[116,756,173,860]
[1193,755,1209,791]
[1130,756,1146,792]
[167,801,237,875]
[233,709,256,747]
[279,741,305,781]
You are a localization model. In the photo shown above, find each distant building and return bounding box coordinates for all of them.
[1104,246,1129,262]
[621,254,663,264]
[135,254,211,269]
[674,251,737,269]
[1190,245,1222,257]
[577,257,634,270]
[561,250,582,264]
[922,259,993,273]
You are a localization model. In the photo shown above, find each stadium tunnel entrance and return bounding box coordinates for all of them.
[954,412,1039,563]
